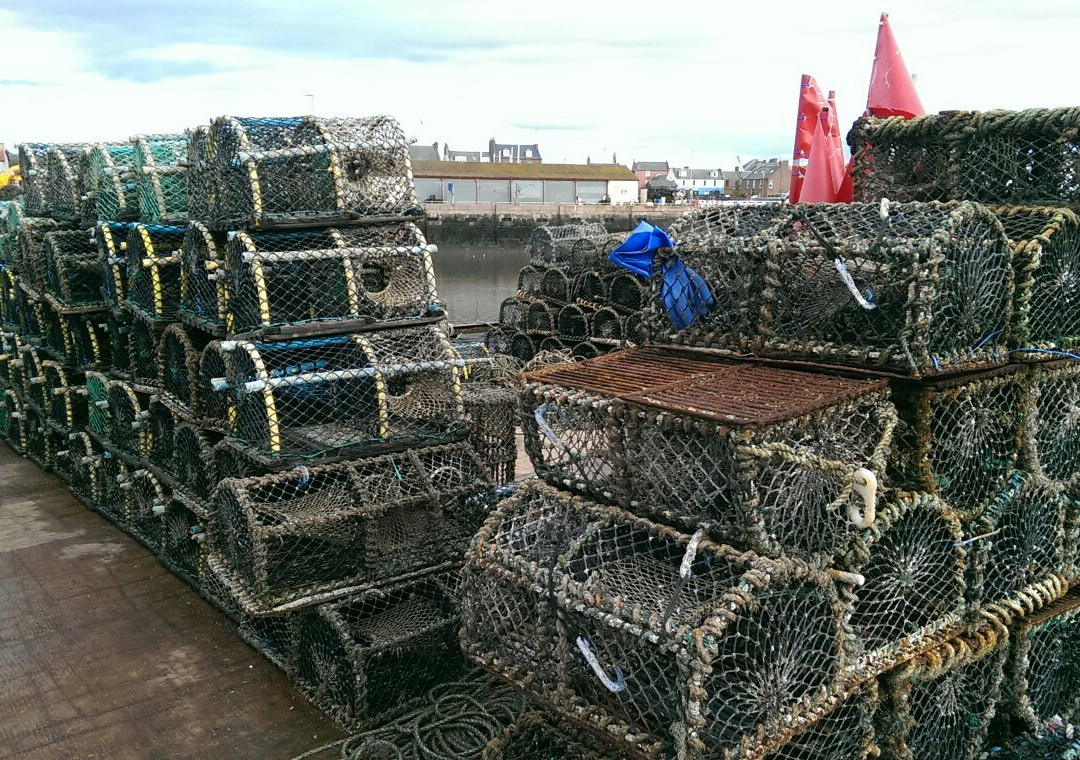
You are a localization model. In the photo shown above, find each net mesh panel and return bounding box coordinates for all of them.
[589,306,623,343]
[173,423,221,501]
[129,319,161,385]
[94,222,129,308]
[45,144,90,220]
[1010,594,1080,733]
[42,229,103,308]
[212,325,465,461]
[157,323,210,415]
[757,682,878,760]
[17,144,49,216]
[42,360,87,429]
[556,303,590,339]
[148,400,176,473]
[1,388,27,452]
[203,115,419,225]
[483,711,629,760]
[574,270,608,302]
[291,571,464,730]
[212,437,266,480]
[971,473,1067,610]
[524,300,555,335]
[524,350,896,560]
[133,134,188,222]
[125,468,167,550]
[86,143,138,221]
[68,312,112,369]
[159,497,205,587]
[124,223,186,321]
[40,300,74,363]
[105,380,153,456]
[461,481,848,759]
[207,441,493,612]
[839,493,966,671]
[16,217,66,290]
[527,224,608,267]
[57,431,96,504]
[461,383,517,486]
[1026,362,1080,487]
[103,311,132,374]
[11,346,45,400]
[85,371,111,437]
[185,126,214,220]
[94,447,131,524]
[641,204,785,347]
[14,288,46,340]
[223,222,438,333]
[179,222,230,333]
[994,206,1080,353]
[878,625,1008,760]
[851,108,1080,206]
[891,367,1027,519]
[23,403,53,468]
[539,268,571,303]
[984,723,1080,760]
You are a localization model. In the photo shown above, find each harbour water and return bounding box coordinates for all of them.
[431,241,529,325]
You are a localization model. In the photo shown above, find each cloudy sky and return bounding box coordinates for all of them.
[1,0,1077,170]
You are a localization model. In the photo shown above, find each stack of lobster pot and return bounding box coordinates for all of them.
[485,222,648,362]
[171,113,506,730]
[462,159,1080,758]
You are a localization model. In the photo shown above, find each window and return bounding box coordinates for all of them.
[455,155,466,162]
[768,181,774,189]
[524,149,532,158]
[645,171,651,177]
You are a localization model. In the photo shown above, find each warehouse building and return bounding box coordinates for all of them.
[412,160,639,205]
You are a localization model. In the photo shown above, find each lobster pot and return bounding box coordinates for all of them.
[16,217,65,288]
[624,312,645,344]
[1025,361,1080,487]
[609,271,647,313]
[523,347,895,560]
[527,223,608,267]
[1008,592,1080,733]
[0,387,27,452]
[0,268,18,326]
[204,114,419,225]
[93,445,131,522]
[133,134,188,222]
[498,297,525,330]
[147,400,176,473]
[39,300,73,362]
[184,126,214,219]
[13,286,45,340]
[838,493,967,674]
[45,144,90,220]
[159,497,205,588]
[211,438,267,481]
[652,202,1013,376]
[539,267,571,303]
[290,570,464,730]
[556,303,591,340]
[124,223,185,321]
[461,481,850,760]
[462,383,517,485]
[93,222,129,308]
[10,345,45,399]
[124,468,169,550]
[173,423,221,501]
[523,300,555,335]
[129,318,161,384]
[890,365,1028,518]
[55,431,96,504]
[484,325,513,356]
[569,233,625,272]
[757,683,878,760]
[993,206,1080,353]
[482,712,623,760]
[86,143,138,221]
[101,311,131,374]
[211,325,466,461]
[42,360,87,429]
[224,222,438,333]
[43,230,102,308]
[968,473,1069,612]
[0,331,19,385]
[23,403,54,468]
[588,306,623,342]
[508,332,537,363]
[17,144,49,216]
[516,265,542,296]
[207,441,493,613]
[571,270,608,303]
[70,312,114,369]
[877,625,1008,760]
[157,323,210,415]
[178,222,229,333]
[105,380,154,456]
[85,371,111,437]
[851,107,1080,206]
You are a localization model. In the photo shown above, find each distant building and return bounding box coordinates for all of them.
[408,142,440,162]
[412,160,637,205]
[632,160,669,190]
[725,158,791,198]
[669,166,726,196]
[443,145,484,162]
[486,139,542,164]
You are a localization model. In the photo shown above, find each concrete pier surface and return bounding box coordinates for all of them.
[0,444,341,760]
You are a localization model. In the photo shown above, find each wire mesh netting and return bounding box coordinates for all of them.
[148,399,177,473]
[94,222,129,308]
[207,441,493,613]
[85,143,138,221]
[133,134,188,222]
[838,492,967,673]
[993,206,1080,354]
[890,366,1028,519]
[850,107,1080,206]
[203,325,467,461]
[461,480,850,760]
[178,222,231,334]
[105,379,154,457]
[223,222,440,334]
[124,223,186,322]
[1008,593,1080,735]
[157,323,210,415]
[877,624,1008,760]
[129,319,161,384]
[173,422,220,502]
[291,570,465,730]
[84,370,111,437]
[159,496,206,587]
[17,144,50,216]
[1025,361,1080,487]
[45,144,91,220]
[523,347,895,560]
[969,473,1069,613]
[197,115,420,226]
[755,682,878,760]
[650,202,1014,376]
[461,383,517,486]
[124,467,169,550]
[92,445,132,525]
[42,229,103,309]
[526,224,609,268]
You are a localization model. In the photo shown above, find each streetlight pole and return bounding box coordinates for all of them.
[306,94,315,114]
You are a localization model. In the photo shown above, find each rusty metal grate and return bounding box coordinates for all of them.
[525,346,885,426]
